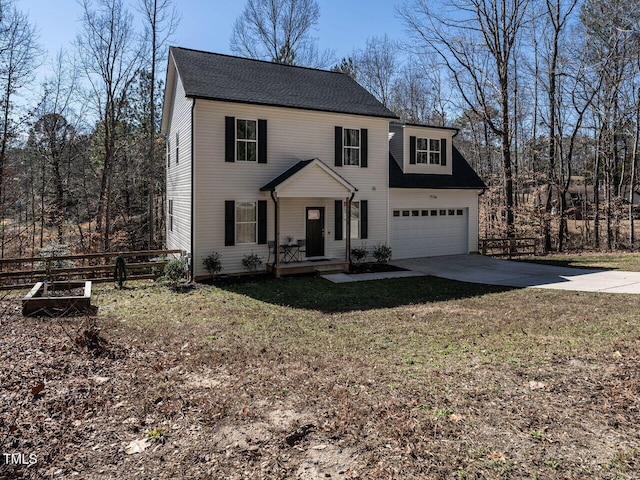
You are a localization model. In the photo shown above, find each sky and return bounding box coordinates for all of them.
[20,0,409,83]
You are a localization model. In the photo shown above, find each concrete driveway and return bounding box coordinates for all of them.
[391,255,640,294]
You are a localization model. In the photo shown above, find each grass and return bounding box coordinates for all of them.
[4,260,639,479]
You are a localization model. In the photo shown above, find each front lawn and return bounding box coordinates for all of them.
[1,273,638,479]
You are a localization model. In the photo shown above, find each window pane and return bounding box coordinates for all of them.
[344,147,359,165]
[236,202,256,222]
[430,152,440,164]
[430,139,440,151]
[237,141,246,161]
[393,210,400,217]
[247,142,257,162]
[417,152,428,164]
[431,210,438,216]
[237,119,246,139]
[344,129,359,147]
[412,210,419,216]
[237,223,255,244]
[417,138,427,150]
[246,120,256,140]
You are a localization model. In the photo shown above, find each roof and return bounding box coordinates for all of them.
[169,47,398,119]
[389,146,486,190]
[260,158,357,194]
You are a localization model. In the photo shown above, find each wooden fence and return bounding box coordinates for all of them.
[0,249,183,291]
[479,237,538,257]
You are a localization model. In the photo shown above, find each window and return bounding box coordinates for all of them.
[402,210,410,217]
[350,201,360,239]
[236,119,257,162]
[393,210,400,217]
[168,199,173,232]
[412,210,420,216]
[175,131,179,164]
[431,210,438,216]
[343,128,360,166]
[440,209,446,216]
[236,202,257,243]
[448,209,455,216]
[416,138,441,165]
[421,210,429,216]
[167,138,171,167]
[457,210,464,216]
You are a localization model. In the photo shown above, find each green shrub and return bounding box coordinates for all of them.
[203,252,223,277]
[350,246,367,265]
[242,253,263,273]
[373,243,392,264]
[164,257,188,284]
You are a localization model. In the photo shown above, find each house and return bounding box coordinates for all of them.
[161,47,486,279]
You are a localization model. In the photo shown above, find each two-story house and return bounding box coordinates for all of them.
[161,47,485,279]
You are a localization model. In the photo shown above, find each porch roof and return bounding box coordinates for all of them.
[260,158,357,198]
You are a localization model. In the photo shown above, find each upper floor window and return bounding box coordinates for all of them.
[168,199,174,232]
[236,119,257,162]
[343,128,360,166]
[175,131,179,164]
[417,138,441,165]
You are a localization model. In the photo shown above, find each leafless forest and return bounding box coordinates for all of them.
[1,0,638,260]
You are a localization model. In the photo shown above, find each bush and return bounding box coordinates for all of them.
[373,243,392,264]
[350,246,367,265]
[242,253,263,273]
[203,252,223,277]
[164,257,188,284]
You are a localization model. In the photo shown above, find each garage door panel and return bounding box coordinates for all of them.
[391,208,468,259]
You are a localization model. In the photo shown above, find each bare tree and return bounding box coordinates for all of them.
[0,1,40,258]
[230,0,331,67]
[352,35,399,108]
[137,0,179,248]
[76,0,142,251]
[399,0,530,237]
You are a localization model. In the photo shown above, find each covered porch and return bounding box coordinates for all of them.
[260,158,357,278]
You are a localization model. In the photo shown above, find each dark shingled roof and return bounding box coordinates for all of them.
[389,146,486,190]
[170,47,398,119]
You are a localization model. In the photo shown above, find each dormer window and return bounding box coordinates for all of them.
[416,138,441,164]
[410,136,447,166]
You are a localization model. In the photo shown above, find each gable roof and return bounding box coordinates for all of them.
[389,146,486,190]
[260,158,357,195]
[169,46,398,119]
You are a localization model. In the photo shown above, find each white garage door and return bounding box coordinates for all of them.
[391,207,469,259]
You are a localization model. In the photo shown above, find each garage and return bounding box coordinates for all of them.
[390,207,469,259]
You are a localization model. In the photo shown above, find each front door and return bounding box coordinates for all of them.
[305,207,325,257]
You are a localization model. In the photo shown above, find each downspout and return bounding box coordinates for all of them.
[270,190,279,275]
[189,98,196,281]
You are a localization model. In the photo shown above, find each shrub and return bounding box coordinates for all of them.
[164,257,188,284]
[242,253,263,273]
[350,246,367,265]
[373,243,392,264]
[203,252,223,277]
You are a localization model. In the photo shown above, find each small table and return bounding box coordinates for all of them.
[280,244,300,263]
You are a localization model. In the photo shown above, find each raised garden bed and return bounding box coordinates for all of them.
[22,281,95,316]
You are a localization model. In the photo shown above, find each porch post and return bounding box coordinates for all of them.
[270,191,280,276]
[346,195,352,266]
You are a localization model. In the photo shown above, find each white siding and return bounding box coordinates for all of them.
[192,100,390,276]
[165,74,193,257]
[389,189,480,258]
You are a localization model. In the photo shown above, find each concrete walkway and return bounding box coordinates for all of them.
[391,255,640,294]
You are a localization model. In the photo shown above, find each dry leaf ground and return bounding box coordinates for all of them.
[0,268,639,479]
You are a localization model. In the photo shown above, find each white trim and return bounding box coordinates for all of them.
[274,158,356,195]
[342,127,361,167]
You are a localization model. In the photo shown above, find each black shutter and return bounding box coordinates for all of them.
[335,200,343,241]
[225,117,235,162]
[225,201,235,246]
[258,119,267,163]
[409,136,416,165]
[360,200,368,239]
[360,128,368,167]
[257,200,267,244]
[440,138,447,166]
[335,126,343,166]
